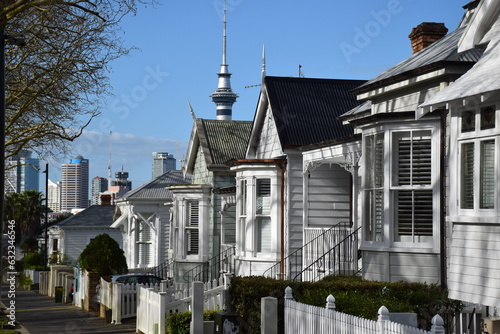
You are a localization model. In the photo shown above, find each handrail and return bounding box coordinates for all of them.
[292,226,361,282]
[262,221,351,279]
[183,245,235,284]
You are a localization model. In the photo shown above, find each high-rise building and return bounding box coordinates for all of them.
[111,170,132,193]
[4,150,40,194]
[152,152,176,179]
[91,176,108,205]
[47,179,61,213]
[60,155,89,212]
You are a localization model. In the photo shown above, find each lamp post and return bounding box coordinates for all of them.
[42,164,49,270]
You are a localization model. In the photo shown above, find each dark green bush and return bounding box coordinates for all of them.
[78,233,127,276]
[166,310,218,334]
[23,252,43,269]
[229,276,462,334]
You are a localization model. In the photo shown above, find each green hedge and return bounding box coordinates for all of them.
[229,276,462,334]
[166,310,218,334]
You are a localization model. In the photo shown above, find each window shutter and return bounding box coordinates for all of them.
[187,201,199,255]
[257,217,271,252]
[394,131,432,242]
[365,134,384,242]
[137,222,152,266]
[256,179,271,215]
[480,140,495,209]
[461,142,474,209]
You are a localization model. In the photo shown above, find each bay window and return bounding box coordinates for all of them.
[363,125,437,246]
[233,163,283,260]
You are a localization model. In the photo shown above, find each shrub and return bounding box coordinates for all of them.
[23,252,43,269]
[166,310,218,334]
[78,233,127,276]
[229,276,462,334]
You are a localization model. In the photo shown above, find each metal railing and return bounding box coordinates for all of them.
[292,226,361,282]
[183,245,235,284]
[262,221,351,280]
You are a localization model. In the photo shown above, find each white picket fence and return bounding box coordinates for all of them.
[99,277,167,324]
[284,287,445,334]
[136,274,231,334]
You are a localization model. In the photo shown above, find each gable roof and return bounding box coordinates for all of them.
[53,205,115,228]
[262,76,366,147]
[192,119,253,168]
[354,27,484,94]
[119,170,191,200]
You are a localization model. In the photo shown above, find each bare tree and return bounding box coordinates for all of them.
[1,1,154,160]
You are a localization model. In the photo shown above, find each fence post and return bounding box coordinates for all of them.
[377,306,390,334]
[190,282,204,334]
[284,286,293,300]
[430,314,445,334]
[261,297,278,334]
[113,283,122,324]
[325,295,336,310]
[158,292,167,334]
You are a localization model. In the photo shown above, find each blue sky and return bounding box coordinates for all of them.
[44,0,466,189]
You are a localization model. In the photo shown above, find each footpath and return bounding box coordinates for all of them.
[1,287,137,334]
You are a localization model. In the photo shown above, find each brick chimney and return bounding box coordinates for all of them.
[409,22,448,54]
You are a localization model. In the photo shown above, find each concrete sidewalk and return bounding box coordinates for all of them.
[1,288,137,334]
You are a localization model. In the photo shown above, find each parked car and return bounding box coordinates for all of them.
[94,274,165,303]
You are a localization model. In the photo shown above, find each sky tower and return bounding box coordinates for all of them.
[210,0,238,120]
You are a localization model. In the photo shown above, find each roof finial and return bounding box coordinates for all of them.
[187,100,197,121]
[262,44,266,80]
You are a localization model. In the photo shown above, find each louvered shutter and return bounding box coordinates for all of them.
[137,221,152,266]
[460,142,474,209]
[394,131,433,241]
[365,134,384,242]
[187,201,199,255]
[480,140,495,209]
[256,179,271,252]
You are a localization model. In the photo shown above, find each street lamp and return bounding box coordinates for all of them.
[42,164,49,270]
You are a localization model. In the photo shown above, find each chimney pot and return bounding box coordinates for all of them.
[409,22,448,54]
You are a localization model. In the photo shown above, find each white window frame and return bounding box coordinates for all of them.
[234,167,281,260]
[456,104,499,218]
[169,185,211,262]
[362,122,440,250]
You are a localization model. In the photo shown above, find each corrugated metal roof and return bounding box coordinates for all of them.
[339,100,372,119]
[121,170,191,200]
[356,27,484,92]
[54,205,115,228]
[264,76,366,147]
[420,34,500,110]
[198,119,253,165]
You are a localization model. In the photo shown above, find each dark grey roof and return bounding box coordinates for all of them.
[197,119,253,165]
[120,170,191,200]
[264,76,366,147]
[355,27,484,93]
[54,205,115,228]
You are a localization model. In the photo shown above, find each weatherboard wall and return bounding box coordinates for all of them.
[60,228,122,264]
